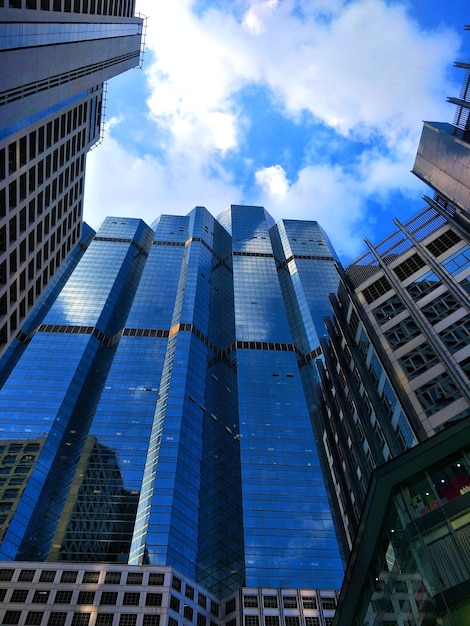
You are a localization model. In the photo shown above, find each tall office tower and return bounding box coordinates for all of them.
[316,30,470,557]
[0,0,143,356]
[0,206,344,626]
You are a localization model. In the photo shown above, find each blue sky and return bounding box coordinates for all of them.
[84,0,469,263]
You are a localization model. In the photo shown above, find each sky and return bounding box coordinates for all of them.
[83,0,469,263]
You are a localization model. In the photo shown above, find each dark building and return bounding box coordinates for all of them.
[0,206,344,626]
[0,0,143,355]
[333,417,470,625]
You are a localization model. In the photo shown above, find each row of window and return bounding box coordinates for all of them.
[1,195,83,269]
[2,0,135,17]
[0,569,164,586]
[360,228,464,306]
[1,611,158,626]
[1,590,163,607]
[239,597,335,611]
[243,617,334,626]
[1,104,89,180]
[0,225,80,344]
[1,145,86,217]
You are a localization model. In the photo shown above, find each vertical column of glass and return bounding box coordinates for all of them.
[0,218,153,561]
[197,218,245,598]
[269,219,345,587]
[129,208,218,580]
[52,218,179,563]
[224,206,344,589]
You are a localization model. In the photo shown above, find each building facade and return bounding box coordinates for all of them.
[0,1,143,355]
[333,416,470,626]
[316,34,470,558]
[0,205,344,625]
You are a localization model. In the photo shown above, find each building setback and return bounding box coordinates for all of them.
[0,205,344,626]
[0,1,143,355]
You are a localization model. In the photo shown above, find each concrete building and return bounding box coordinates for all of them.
[316,29,470,557]
[0,0,143,355]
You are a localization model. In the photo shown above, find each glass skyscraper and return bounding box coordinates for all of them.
[0,1,143,355]
[0,205,344,626]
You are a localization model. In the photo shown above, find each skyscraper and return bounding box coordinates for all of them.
[316,37,470,558]
[0,205,344,626]
[0,1,143,355]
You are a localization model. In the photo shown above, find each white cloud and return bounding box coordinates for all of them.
[83,0,463,260]
[251,147,427,259]
[255,165,289,196]
[83,132,243,230]
[138,0,459,148]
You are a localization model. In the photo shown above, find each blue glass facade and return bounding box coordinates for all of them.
[0,206,344,598]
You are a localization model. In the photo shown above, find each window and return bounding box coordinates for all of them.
[301,597,317,610]
[54,591,73,604]
[123,593,140,607]
[47,613,67,626]
[398,343,440,380]
[406,270,440,300]
[264,618,279,626]
[143,617,160,626]
[384,317,421,349]
[95,615,114,626]
[119,616,137,626]
[426,230,461,257]
[60,571,78,583]
[442,245,470,276]
[126,573,143,586]
[19,569,35,582]
[148,573,164,586]
[282,597,297,609]
[104,572,121,585]
[185,585,194,601]
[372,293,405,324]
[0,571,13,582]
[225,598,236,615]
[32,591,50,604]
[196,615,206,626]
[100,593,118,606]
[3,612,21,625]
[304,619,320,626]
[39,571,56,583]
[362,276,391,304]
[25,613,44,626]
[170,596,180,613]
[263,596,277,609]
[393,253,426,281]
[439,317,470,352]
[11,590,29,603]
[243,596,258,608]
[172,576,182,592]
[183,606,193,621]
[421,291,461,324]
[145,594,162,607]
[210,602,218,617]
[77,592,95,605]
[320,598,336,610]
[415,373,462,417]
[82,572,99,584]
[197,594,206,609]
[284,619,299,626]
[168,619,179,626]
[244,618,259,626]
